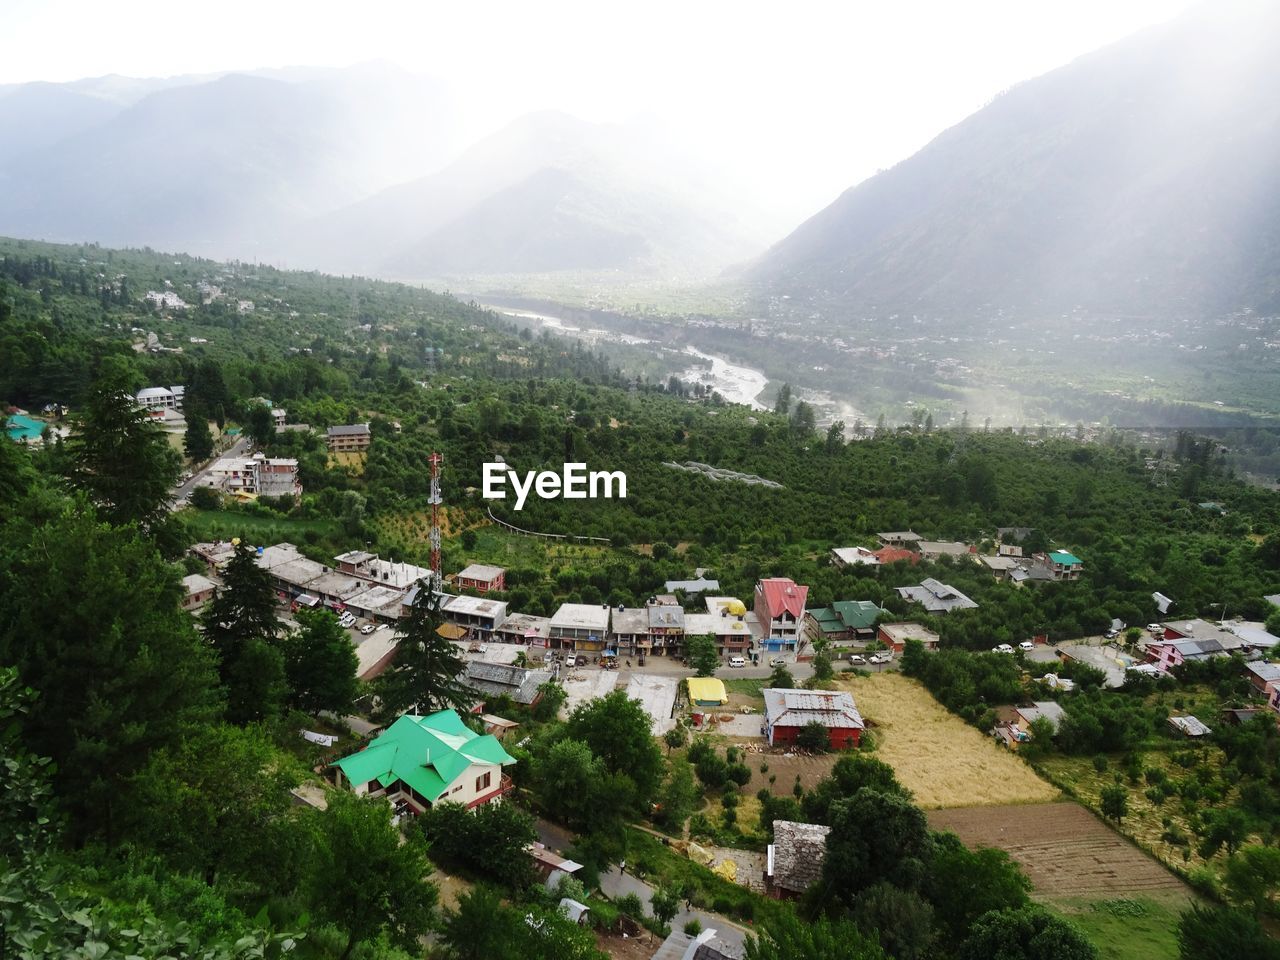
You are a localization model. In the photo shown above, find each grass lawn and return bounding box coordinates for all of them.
[837,672,1060,808]
[183,507,341,544]
[1045,896,1185,960]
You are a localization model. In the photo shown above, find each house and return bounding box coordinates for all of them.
[460,661,552,706]
[1169,715,1213,738]
[1221,707,1263,726]
[687,677,729,707]
[831,546,880,567]
[651,929,741,960]
[1147,637,1233,673]
[548,603,611,653]
[481,714,519,739]
[455,563,506,594]
[493,612,551,647]
[1227,624,1280,652]
[135,385,184,410]
[527,841,583,885]
[1160,619,1239,645]
[441,595,509,639]
[334,550,432,590]
[805,600,886,645]
[917,540,973,560]
[877,531,921,546]
[611,606,651,657]
[997,543,1024,557]
[877,622,941,653]
[754,578,809,651]
[980,555,1024,581]
[1014,701,1067,734]
[209,453,302,498]
[1032,551,1084,581]
[665,577,721,593]
[705,597,752,656]
[1245,661,1280,697]
[180,573,217,612]
[326,423,372,452]
[331,710,516,813]
[648,599,686,655]
[189,540,237,574]
[762,688,864,749]
[896,578,978,614]
[765,820,831,899]
[872,545,920,565]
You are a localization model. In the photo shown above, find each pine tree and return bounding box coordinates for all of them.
[183,412,214,463]
[65,358,179,530]
[202,540,286,723]
[374,583,473,718]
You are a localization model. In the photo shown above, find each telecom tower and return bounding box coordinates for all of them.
[427,451,444,590]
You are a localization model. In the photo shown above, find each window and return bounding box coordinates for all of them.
[475,771,492,792]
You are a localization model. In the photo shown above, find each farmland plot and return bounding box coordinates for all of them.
[837,673,1060,808]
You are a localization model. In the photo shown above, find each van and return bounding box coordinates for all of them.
[729,656,746,668]
[564,655,577,669]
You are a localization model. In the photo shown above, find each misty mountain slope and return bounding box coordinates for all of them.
[750,2,1280,320]
[291,110,779,278]
[0,65,461,258]
[0,83,123,165]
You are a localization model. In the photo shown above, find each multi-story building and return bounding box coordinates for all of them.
[548,603,611,653]
[754,578,809,651]
[208,452,301,498]
[455,563,506,593]
[135,385,185,411]
[326,423,372,452]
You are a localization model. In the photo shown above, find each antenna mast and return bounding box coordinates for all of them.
[428,451,444,591]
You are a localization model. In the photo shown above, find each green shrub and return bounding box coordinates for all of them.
[683,918,702,936]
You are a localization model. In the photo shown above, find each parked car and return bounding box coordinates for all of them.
[992,643,1015,654]
[769,656,787,667]
[869,652,892,664]
[1104,628,1120,639]
[564,655,577,669]
[359,624,375,635]
[1146,623,1164,632]
[729,655,747,668]
[849,654,867,664]
[1019,640,1034,651]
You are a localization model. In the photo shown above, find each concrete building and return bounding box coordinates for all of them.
[455,563,506,593]
[180,573,217,612]
[209,452,301,498]
[896,578,978,614]
[135,385,185,411]
[754,578,808,651]
[548,603,611,653]
[877,622,941,653]
[326,423,371,452]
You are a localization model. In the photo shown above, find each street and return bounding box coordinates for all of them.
[168,433,250,511]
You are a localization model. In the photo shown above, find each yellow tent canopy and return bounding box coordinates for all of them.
[687,677,729,706]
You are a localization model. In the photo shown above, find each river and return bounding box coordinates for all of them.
[486,304,770,410]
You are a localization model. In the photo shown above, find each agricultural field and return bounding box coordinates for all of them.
[182,506,341,545]
[838,673,1061,808]
[1038,742,1251,883]
[928,802,1191,900]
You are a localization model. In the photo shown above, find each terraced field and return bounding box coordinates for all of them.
[928,802,1192,901]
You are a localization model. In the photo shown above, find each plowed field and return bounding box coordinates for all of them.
[927,802,1192,900]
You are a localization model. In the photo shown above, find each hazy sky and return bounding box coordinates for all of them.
[1,0,1196,224]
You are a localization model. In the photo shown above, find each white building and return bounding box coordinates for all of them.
[209,452,301,497]
[135,385,185,411]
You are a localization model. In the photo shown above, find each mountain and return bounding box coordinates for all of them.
[750,1,1280,321]
[287,111,779,279]
[0,64,462,259]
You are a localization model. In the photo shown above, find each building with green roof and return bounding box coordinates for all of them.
[805,599,887,644]
[332,709,516,813]
[1035,550,1084,582]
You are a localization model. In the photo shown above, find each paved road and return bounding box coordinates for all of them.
[168,434,250,511]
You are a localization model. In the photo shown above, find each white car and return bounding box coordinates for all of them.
[1146,623,1164,632]
[869,652,892,664]
[359,624,375,635]
[1019,640,1034,651]
[729,655,746,668]
[992,644,1015,654]
[849,654,867,664]
[564,655,577,669]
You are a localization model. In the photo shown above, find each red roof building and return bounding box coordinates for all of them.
[754,578,809,650]
[872,546,920,565]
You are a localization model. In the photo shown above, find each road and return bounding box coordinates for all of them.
[168,434,250,511]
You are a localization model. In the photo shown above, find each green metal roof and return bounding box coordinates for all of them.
[1048,551,1082,565]
[333,710,515,804]
[810,600,885,633]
